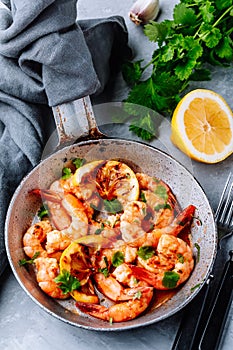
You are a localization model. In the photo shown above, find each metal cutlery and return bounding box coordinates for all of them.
[172,172,233,350]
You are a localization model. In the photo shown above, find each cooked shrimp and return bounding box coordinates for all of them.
[46,230,71,255]
[31,189,89,241]
[120,201,150,242]
[131,234,194,290]
[60,193,88,240]
[141,190,175,228]
[23,220,53,258]
[76,285,153,322]
[34,257,69,299]
[129,204,196,248]
[91,242,138,272]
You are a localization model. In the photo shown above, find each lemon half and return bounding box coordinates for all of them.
[171,89,233,163]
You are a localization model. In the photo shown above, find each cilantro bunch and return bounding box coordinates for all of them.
[122,0,233,140]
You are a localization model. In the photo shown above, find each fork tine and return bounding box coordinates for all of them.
[225,198,233,227]
[214,172,232,223]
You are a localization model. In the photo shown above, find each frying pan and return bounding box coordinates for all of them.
[5,96,217,331]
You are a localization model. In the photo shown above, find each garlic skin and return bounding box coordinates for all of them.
[129,0,160,25]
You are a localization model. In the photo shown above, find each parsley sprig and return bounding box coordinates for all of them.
[122,0,233,140]
[19,252,40,266]
[54,270,81,294]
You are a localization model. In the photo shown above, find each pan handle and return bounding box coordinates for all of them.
[52,96,105,148]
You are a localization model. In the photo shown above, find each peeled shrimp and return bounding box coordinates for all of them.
[131,234,194,290]
[120,201,149,242]
[34,257,69,299]
[46,230,71,255]
[23,220,53,258]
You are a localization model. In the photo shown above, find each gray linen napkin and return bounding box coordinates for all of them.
[0,0,131,274]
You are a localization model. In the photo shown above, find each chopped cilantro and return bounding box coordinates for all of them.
[140,191,147,203]
[38,204,49,219]
[95,223,105,235]
[137,246,155,260]
[98,256,109,277]
[54,270,81,294]
[72,158,85,169]
[154,203,172,211]
[191,283,201,292]
[112,251,125,267]
[194,242,201,263]
[133,291,142,300]
[177,253,185,264]
[154,185,168,201]
[103,199,123,214]
[62,167,72,180]
[162,271,180,288]
[19,252,40,266]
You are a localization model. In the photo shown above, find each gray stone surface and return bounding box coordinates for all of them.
[0,1,232,349]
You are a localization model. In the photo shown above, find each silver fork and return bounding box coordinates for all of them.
[172,173,233,350]
[196,172,233,349]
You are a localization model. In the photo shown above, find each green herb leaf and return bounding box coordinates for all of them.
[140,191,147,203]
[112,251,125,267]
[191,283,201,292]
[173,3,197,26]
[103,199,123,214]
[137,246,155,260]
[194,242,201,263]
[19,251,40,266]
[122,60,144,85]
[154,203,172,211]
[98,256,109,277]
[162,271,180,288]
[154,185,168,201]
[38,204,49,219]
[133,291,142,300]
[177,253,185,264]
[72,158,85,169]
[95,223,105,235]
[62,167,72,180]
[54,269,81,294]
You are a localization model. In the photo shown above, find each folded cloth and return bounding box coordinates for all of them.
[0,0,132,274]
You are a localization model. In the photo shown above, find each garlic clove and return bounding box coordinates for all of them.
[129,0,160,25]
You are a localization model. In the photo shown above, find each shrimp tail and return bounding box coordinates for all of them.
[29,188,62,203]
[170,204,196,236]
[76,302,110,321]
[76,285,154,322]
[128,265,158,288]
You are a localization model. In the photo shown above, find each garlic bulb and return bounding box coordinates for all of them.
[129,0,160,25]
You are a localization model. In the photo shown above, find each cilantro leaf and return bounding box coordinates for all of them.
[122,60,143,85]
[62,167,72,180]
[129,113,156,140]
[54,269,81,294]
[38,204,49,219]
[112,251,125,267]
[72,158,85,169]
[173,3,197,26]
[154,185,168,201]
[144,21,172,45]
[162,271,180,288]
[19,252,40,267]
[103,199,123,214]
[215,36,233,61]
[137,246,155,260]
[98,256,109,277]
